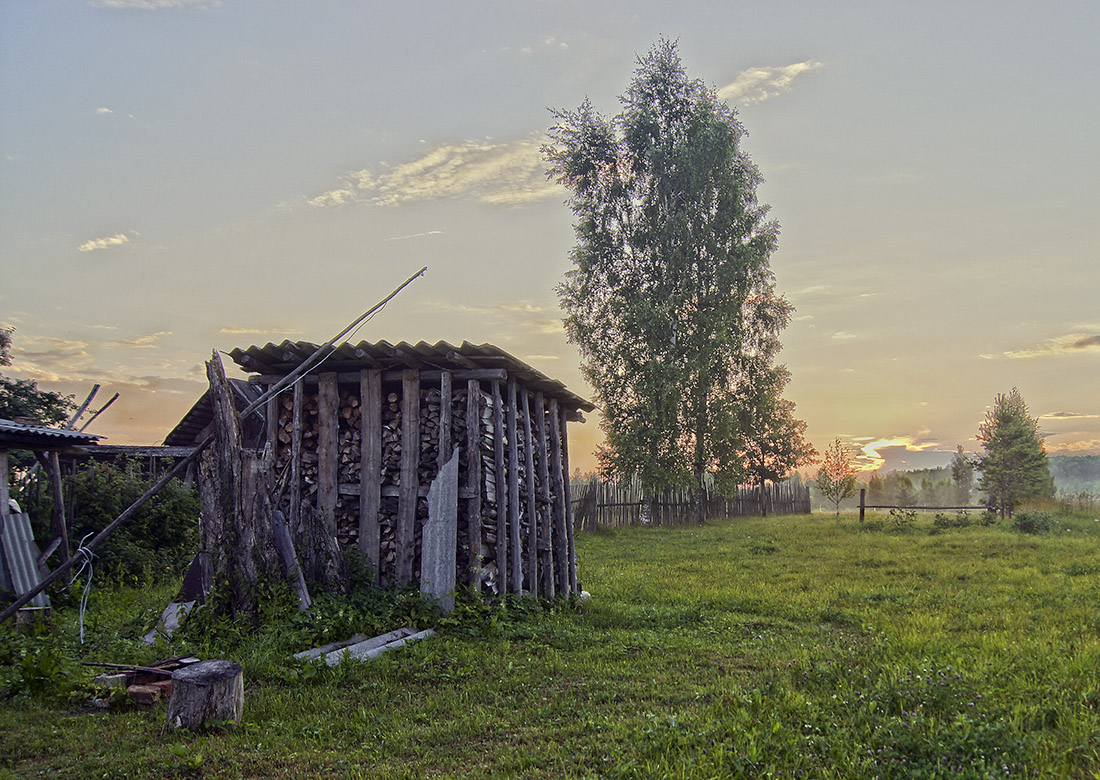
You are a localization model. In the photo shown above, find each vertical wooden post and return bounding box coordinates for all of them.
[438,371,453,472]
[396,370,420,586]
[290,380,303,532]
[359,369,381,580]
[506,378,522,592]
[317,372,339,527]
[42,452,70,565]
[465,379,482,589]
[0,450,9,519]
[491,381,508,594]
[265,387,278,453]
[859,488,866,523]
[534,393,553,598]
[549,400,569,596]
[521,390,537,594]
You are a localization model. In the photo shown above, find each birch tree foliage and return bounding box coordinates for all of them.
[546,39,795,494]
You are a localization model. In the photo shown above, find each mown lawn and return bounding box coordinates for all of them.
[2,511,1099,779]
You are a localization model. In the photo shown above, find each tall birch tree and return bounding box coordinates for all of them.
[546,39,801,504]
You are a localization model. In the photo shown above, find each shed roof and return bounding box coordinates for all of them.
[0,418,101,452]
[163,378,266,446]
[229,340,595,412]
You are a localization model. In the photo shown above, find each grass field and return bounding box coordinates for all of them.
[3,511,1099,779]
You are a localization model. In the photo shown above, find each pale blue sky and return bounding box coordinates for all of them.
[2,0,1098,473]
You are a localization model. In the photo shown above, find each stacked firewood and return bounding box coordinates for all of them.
[267,376,568,595]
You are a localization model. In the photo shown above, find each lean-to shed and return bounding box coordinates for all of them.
[216,340,593,599]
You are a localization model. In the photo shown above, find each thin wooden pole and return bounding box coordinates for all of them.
[534,393,553,598]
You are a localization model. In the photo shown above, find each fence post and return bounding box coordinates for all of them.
[859,488,866,523]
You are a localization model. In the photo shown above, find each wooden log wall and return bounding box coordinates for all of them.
[266,370,574,597]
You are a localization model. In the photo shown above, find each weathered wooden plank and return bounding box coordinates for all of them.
[521,389,537,594]
[265,386,278,453]
[549,399,569,596]
[491,380,507,594]
[396,370,420,585]
[465,379,482,589]
[506,377,522,592]
[359,369,381,580]
[317,372,339,525]
[559,404,577,593]
[438,371,452,472]
[534,392,553,598]
[290,381,303,531]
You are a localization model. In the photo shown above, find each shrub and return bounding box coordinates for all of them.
[1012,510,1058,535]
[31,459,199,585]
[933,511,972,530]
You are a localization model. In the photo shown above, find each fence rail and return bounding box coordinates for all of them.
[571,478,811,530]
[857,488,990,522]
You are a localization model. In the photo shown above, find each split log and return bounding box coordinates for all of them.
[166,660,244,730]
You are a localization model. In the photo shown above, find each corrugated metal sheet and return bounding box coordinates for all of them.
[0,511,50,609]
[0,419,101,450]
[228,339,595,412]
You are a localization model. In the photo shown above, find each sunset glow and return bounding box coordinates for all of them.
[3,3,1098,475]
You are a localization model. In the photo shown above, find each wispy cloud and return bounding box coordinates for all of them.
[1041,411,1100,420]
[385,230,444,242]
[1002,333,1100,359]
[307,136,559,210]
[831,331,858,340]
[78,232,130,253]
[95,107,113,115]
[220,326,297,336]
[106,331,171,349]
[718,61,822,105]
[855,435,943,471]
[93,0,221,9]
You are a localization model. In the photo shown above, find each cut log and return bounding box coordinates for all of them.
[166,660,244,730]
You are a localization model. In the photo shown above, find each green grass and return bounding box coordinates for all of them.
[3,511,1100,778]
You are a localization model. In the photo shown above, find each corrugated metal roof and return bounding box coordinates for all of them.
[0,512,50,609]
[0,419,101,451]
[229,340,595,412]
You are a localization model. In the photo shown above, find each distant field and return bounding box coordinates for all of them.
[3,511,1099,779]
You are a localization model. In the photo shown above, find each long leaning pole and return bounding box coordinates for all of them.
[0,266,427,624]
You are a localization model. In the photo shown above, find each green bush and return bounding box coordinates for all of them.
[932,511,972,530]
[34,459,199,585]
[1012,509,1058,535]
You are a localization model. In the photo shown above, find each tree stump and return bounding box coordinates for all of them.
[166,660,244,730]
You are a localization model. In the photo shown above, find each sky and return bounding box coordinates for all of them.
[2,0,1098,476]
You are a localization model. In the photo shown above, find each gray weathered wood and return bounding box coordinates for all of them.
[46,452,69,565]
[359,369,381,580]
[491,380,507,593]
[290,380,303,534]
[167,660,244,730]
[521,389,537,594]
[422,449,459,612]
[271,509,311,611]
[438,371,452,473]
[396,370,420,585]
[534,392,554,598]
[506,378,522,592]
[265,387,278,452]
[317,372,339,525]
[549,399,569,596]
[559,404,577,593]
[465,379,482,588]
